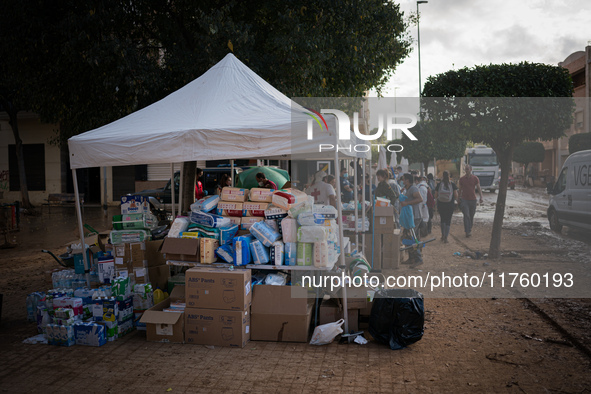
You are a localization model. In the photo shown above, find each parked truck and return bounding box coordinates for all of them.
[460,145,501,193]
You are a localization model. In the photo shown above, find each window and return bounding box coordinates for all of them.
[8,144,46,191]
[555,167,567,194]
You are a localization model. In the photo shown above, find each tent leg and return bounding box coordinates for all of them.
[333,148,349,337]
[231,160,235,187]
[178,164,183,217]
[170,163,175,219]
[72,169,91,287]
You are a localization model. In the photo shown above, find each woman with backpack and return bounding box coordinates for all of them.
[434,170,458,243]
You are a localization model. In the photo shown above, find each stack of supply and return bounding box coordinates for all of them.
[91,296,119,342]
[46,324,76,346]
[184,268,251,348]
[133,283,154,331]
[73,322,107,346]
[139,286,185,343]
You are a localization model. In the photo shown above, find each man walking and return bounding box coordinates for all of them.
[458,164,484,238]
[400,173,424,268]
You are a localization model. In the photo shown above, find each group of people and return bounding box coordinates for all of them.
[373,164,484,267]
[194,168,279,200]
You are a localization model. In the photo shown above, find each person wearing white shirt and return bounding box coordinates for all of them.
[305,171,337,208]
[415,175,429,235]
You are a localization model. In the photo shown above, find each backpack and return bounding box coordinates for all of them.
[426,188,435,209]
[437,182,453,203]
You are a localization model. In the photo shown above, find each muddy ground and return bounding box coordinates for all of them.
[1,187,590,393]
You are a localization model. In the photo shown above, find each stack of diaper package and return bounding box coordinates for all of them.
[170,186,340,269]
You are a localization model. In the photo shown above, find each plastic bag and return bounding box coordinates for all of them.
[368,289,424,350]
[397,195,415,230]
[310,319,345,345]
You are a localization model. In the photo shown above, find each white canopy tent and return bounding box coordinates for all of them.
[68,54,369,334]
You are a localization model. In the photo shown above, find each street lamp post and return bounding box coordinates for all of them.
[417,1,428,97]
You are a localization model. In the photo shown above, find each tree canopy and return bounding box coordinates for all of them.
[513,141,546,183]
[422,62,574,258]
[569,133,591,155]
[1,0,413,142]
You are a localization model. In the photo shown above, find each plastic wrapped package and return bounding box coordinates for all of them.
[312,204,338,218]
[215,243,234,264]
[313,241,332,268]
[287,198,313,219]
[297,226,330,243]
[280,218,298,243]
[272,188,308,210]
[188,223,238,245]
[270,241,284,266]
[216,202,244,217]
[296,243,313,266]
[200,238,219,264]
[264,272,288,286]
[264,204,288,220]
[240,217,263,230]
[249,188,274,202]
[249,220,281,247]
[264,219,279,233]
[284,242,297,266]
[249,239,270,264]
[233,234,254,266]
[368,289,425,350]
[221,187,249,202]
[297,213,336,227]
[190,195,220,213]
[190,210,231,228]
[168,217,190,238]
[243,202,268,217]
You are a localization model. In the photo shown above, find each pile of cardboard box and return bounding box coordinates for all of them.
[366,206,401,271]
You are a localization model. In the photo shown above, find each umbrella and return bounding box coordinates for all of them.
[236,166,290,189]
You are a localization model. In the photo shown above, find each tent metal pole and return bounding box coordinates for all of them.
[170,164,175,219]
[231,160,235,187]
[333,143,349,337]
[72,169,91,287]
[102,166,108,218]
[361,157,366,256]
[178,164,183,216]
[353,159,359,251]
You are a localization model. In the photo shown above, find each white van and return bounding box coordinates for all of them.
[547,149,591,232]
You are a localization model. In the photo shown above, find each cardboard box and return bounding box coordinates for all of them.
[185,308,250,348]
[140,286,185,343]
[340,286,369,310]
[160,238,199,262]
[249,188,274,203]
[251,304,313,343]
[318,299,359,332]
[381,229,401,269]
[185,267,251,311]
[251,285,311,315]
[373,206,395,234]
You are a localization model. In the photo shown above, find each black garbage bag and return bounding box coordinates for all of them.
[368,289,424,350]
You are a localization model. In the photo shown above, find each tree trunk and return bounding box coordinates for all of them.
[6,106,34,210]
[488,146,514,259]
[523,163,529,187]
[181,161,196,215]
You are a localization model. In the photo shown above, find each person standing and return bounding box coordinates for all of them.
[339,167,354,202]
[415,175,430,237]
[458,164,483,238]
[434,170,458,243]
[400,173,424,268]
[256,172,278,189]
[195,167,205,200]
[305,170,337,208]
[216,174,232,195]
[375,169,400,207]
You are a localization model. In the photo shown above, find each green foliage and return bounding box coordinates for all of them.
[387,121,467,168]
[513,141,546,166]
[1,0,412,143]
[569,133,591,155]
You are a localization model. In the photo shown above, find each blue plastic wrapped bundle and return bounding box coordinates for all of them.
[233,234,254,266]
[249,239,270,264]
[270,241,284,266]
[215,243,235,264]
[284,242,297,266]
[190,210,231,228]
[312,204,338,218]
[190,195,220,213]
[249,220,281,247]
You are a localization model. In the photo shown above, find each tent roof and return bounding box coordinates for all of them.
[68,53,367,169]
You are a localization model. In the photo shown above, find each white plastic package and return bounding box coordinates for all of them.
[168,217,190,238]
[280,218,298,243]
[297,226,330,243]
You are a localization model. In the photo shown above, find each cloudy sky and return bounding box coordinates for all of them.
[371,0,591,98]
